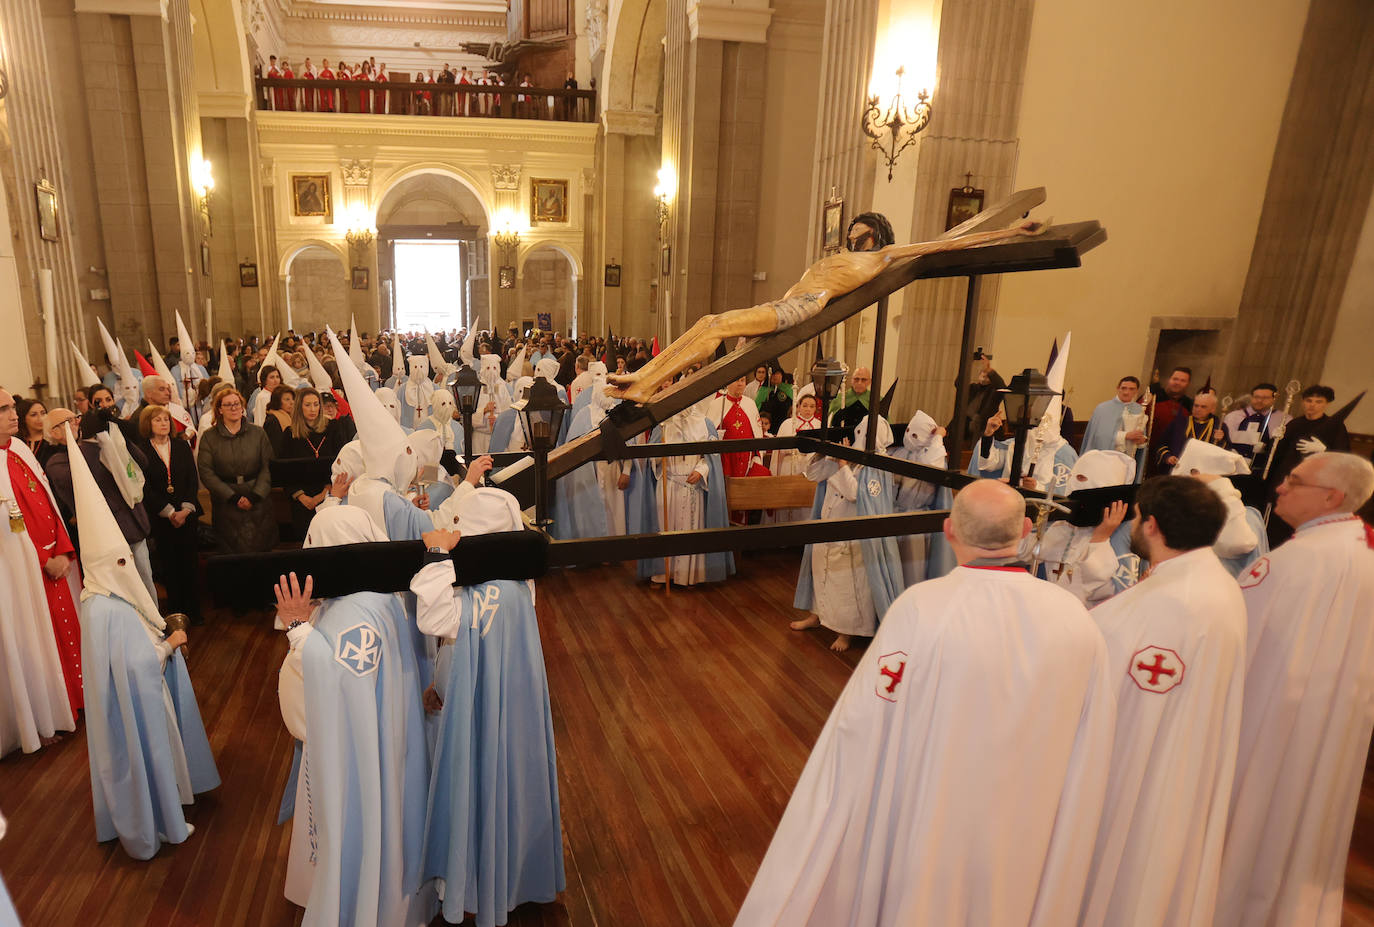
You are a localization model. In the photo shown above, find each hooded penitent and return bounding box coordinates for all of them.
[427,390,458,450]
[70,339,100,386]
[301,340,334,392]
[1068,449,1138,490]
[902,410,947,464]
[1174,439,1250,477]
[326,327,419,534]
[96,318,140,416]
[374,387,403,425]
[65,425,162,634]
[144,344,195,430]
[175,312,196,368]
[534,358,560,382]
[216,343,234,384]
[852,413,894,452]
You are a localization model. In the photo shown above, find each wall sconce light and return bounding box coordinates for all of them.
[345,208,376,261]
[652,165,675,229]
[862,66,932,182]
[192,158,215,235]
[491,211,522,258]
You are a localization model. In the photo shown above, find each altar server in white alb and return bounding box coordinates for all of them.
[1215,452,1374,927]
[66,425,219,860]
[737,479,1115,926]
[1078,476,1246,927]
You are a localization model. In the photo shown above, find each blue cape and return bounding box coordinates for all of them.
[794,466,905,618]
[301,592,430,927]
[489,409,519,454]
[624,424,735,582]
[82,593,219,860]
[549,405,609,541]
[425,581,565,926]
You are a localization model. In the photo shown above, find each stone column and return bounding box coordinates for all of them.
[489,163,520,332]
[340,159,377,333]
[599,109,658,339]
[259,157,281,335]
[0,0,92,399]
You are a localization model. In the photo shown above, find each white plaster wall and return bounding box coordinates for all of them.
[0,154,35,392]
[996,0,1311,407]
[1320,185,1374,434]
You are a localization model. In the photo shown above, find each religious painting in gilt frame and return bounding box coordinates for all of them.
[604,263,621,287]
[821,193,844,255]
[35,178,58,242]
[530,178,568,223]
[498,264,516,289]
[945,177,985,231]
[351,266,369,290]
[291,174,332,218]
[239,262,259,287]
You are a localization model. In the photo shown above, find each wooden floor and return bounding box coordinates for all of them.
[3,549,1374,925]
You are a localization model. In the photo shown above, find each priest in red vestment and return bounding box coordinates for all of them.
[267,56,284,111]
[301,58,316,112]
[706,378,770,523]
[1,388,81,754]
[318,60,336,112]
[280,60,296,112]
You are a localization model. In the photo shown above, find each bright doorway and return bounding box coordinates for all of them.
[394,240,464,331]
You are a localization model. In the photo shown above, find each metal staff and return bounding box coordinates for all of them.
[1261,379,1302,525]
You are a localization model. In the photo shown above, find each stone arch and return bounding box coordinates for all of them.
[601,0,666,116]
[372,163,494,224]
[518,242,581,336]
[281,242,349,334]
[279,238,347,276]
[518,240,583,278]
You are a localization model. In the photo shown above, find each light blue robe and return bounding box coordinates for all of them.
[794,466,905,619]
[171,362,210,405]
[301,591,429,927]
[967,437,1009,480]
[1219,506,1270,577]
[549,406,609,541]
[0,873,17,927]
[1080,397,1147,477]
[426,580,565,926]
[82,593,220,860]
[624,425,735,582]
[489,409,520,454]
[414,418,463,455]
[967,438,1079,494]
[888,447,956,584]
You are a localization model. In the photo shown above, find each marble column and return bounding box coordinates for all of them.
[0,0,91,399]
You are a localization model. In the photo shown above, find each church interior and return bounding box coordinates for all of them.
[2,0,1374,924]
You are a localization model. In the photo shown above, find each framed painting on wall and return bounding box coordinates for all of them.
[291,174,332,218]
[239,262,259,287]
[945,175,985,231]
[351,266,369,290]
[821,192,844,255]
[530,178,568,223]
[34,178,58,242]
[604,263,621,287]
[498,264,516,289]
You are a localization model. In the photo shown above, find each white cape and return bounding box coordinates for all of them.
[0,440,78,756]
[1080,547,1246,927]
[736,565,1115,926]
[1215,513,1374,927]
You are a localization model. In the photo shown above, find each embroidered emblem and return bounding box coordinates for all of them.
[473,584,501,638]
[867,478,881,497]
[1239,557,1269,589]
[1129,645,1184,694]
[1113,552,1141,588]
[1052,461,1072,489]
[334,623,382,676]
[875,650,908,703]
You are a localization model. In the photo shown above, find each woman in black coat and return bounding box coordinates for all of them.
[278,387,345,539]
[137,404,203,621]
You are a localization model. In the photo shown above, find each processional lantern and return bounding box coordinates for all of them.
[810,355,847,439]
[448,363,482,458]
[998,368,1059,488]
[515,377,568,527]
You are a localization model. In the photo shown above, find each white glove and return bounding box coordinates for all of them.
[1296,436,1327,456]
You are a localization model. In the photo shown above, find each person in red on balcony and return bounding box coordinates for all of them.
[280,58,296,111]
[301,57,316,112]
[317,59,336,112]
[375,62,389,114]
[267,55,284,110]
[355,61,370,113]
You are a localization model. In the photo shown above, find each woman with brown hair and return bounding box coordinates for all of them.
[278,386,344,538]
[137,404,202,621]
[262,384,296,456]
[197,388,277,554]
[15,397,47,459]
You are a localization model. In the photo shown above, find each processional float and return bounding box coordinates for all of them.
[208,188,1108,608]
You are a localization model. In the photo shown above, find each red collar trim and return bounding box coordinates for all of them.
[962,564,1028,573]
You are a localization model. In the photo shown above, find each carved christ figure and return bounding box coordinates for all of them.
[607,218,1046,404]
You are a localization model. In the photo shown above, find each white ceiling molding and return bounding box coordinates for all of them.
[198,89,254,119]
[73,0,167,17]
[686,0,774,44]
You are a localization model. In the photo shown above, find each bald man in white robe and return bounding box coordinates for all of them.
[1078,476,1245,927]
[736,479,1115,926]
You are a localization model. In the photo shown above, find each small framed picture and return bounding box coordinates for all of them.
[530,178,568,223]
[200,241,212,276]
[821,194,844,255]
[536,312,552,331]
[351,266,369,290]
[291,173,332,218]
[604,263,621,287]
[34,178,58,242]
[498,264,516,289]
[660,245,671,276]
[945,180,985,231]
[239,262,259,287]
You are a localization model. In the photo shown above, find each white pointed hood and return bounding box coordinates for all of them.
[175,311,196,366]
[65,424,164,633]
[70,339,100,386]
[146,340,194,429]
[217,342,234,384]
[374,387,403,423]
[459,328,477,368]
[95,319,138,412]
[506,345,527,386]
[304,504,386,548]
[425,331,450,378]
[392,331,405,376]
[1175,439,1251,477]
[1068,449,1137,489]
[147,338,179,386]
[347,315,370,375]
[301,340,334,391]
[535,357,560,382]
[853,414,894,452]
[326,327,416,489]
[479,353,510,413]
[1036,332,1071,443]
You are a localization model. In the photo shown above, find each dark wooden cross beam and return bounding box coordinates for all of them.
[542,205,1105,485]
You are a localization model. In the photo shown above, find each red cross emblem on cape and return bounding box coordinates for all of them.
[876,651,908,703]
[1239,557,1270,589]
[1129,645,1184,694]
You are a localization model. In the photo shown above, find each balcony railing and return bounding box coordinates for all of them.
[254,77,597,123]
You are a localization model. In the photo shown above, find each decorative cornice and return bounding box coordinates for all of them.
[601,108,658,137]
[491,164,521,191]
[198,89,253,120]
[341,159,373,185]
[255,112,599,147]
[73,0,168,18]
[687,1,774,44]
